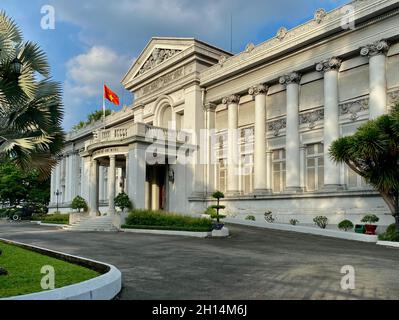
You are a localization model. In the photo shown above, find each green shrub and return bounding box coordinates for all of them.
[211,191,226,223]
[71,196,88,213]
[205,206,216,216]
[379,224,399,242]
[124,210,213,232]
[313,216,328,229]
[361,214,380,224]
[264,211,275,223]
[114,192,133,212]
[246,215,256,221]
[290,219,299,226]
[41,214,69,225]
[338,220,354,232]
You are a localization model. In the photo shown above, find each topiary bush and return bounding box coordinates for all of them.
[290,219,299,226]
[71,196,88,213]
[246,215,256,221]
[338,220,354,232]
[361,214,380,224]
[114,192,134,213]
[313,216,328,229]
[211,191,226,224]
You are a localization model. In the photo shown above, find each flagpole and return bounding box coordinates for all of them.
[103,83,106,130]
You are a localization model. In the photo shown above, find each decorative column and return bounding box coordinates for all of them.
[108,155,116,215]
[89,158,99,217]
[99,166,105,202]
[280,72,302,192]
[249,84,269,194]
[223,94,240,195]
[205,102,217,196]
[316,57,342,189]
[127,144,147,209]
[360,40,390,119]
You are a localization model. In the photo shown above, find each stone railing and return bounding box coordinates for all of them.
[85,123,192,150]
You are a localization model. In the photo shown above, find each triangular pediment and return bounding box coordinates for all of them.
[122,38,196,85]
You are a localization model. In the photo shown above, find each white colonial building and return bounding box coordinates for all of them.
[50,0,399,226]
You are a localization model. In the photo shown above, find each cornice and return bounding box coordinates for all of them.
[200,0,399,86]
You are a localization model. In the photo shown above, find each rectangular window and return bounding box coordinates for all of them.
[346,166,369,189]
[306,143,324,192]
[272,149,286,193]
[240,126,254,195]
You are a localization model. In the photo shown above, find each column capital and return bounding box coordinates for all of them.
[222,94,240,105]
[204,102,217,111]
[316,57,342,73]
[248,84,269,96]
[279,72,302,86]
[109,155,116,160]
[360,40,390,58]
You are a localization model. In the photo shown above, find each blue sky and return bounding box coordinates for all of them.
[1,0,349,130]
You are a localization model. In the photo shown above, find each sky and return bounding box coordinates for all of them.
[1,0,349,130]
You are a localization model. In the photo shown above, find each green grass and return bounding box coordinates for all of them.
[124,209,213,232]
[32,214,70,225]
[0,241,99,298]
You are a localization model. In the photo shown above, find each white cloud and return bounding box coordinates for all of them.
[63,46,133,129]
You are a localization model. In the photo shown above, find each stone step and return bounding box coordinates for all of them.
[63,215,117,232]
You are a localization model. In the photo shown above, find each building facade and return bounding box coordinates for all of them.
[50,0,399,226]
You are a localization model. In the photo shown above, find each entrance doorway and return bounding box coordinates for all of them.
[146,165,167,211]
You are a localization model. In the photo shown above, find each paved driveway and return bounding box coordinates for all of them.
[0,221,398,300]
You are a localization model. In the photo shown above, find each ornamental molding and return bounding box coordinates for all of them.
[222,95,240,105]
[276,27,288,41]
[200,0,386,82]
[314,8,327,24]
[248,84,268,96]
[299,109,324,129]
[268,118,287,137]
[245,43,255,53]
[316,57,342,73]
[279,72,302,85]
[218,55,228,66]
[340,97,369,121]
[360,40,390,57]
[137,48,182,76]
[138,67,184,97]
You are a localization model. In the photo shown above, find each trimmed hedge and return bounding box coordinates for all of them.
[379,224,399,242]
[36,214,70,225]
[123,209,213,232]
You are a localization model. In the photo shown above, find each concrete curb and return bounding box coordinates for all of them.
[377,241,399,248]
[0,238,122,300]
[122,228,211,238]
[224,218,378,243]
[36,222,68,228]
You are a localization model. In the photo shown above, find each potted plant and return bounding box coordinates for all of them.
[361,214,379,235]
[313,216,328,229]
[211,191,226,230]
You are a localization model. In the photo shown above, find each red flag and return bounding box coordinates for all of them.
[104,84,120,106]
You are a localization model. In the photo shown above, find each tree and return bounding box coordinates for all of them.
[71,196,88,213]
[0,160,50,212]
[72,109,112,130]
[114,192,133,213]
[330,103,399,234]
[0,11,64,178]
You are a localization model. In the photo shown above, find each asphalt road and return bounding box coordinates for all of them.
[1,221,398,300]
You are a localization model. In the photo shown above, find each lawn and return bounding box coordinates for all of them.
[0,241,99,298]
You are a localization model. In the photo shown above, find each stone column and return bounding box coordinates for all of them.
[223,94,240,195]
[127,144,147,209]
[89,158,99,217]
[360,40,390,119]
[99,166,105,202]
[316,57,342,189]
[108,155,116,215]
[205,102,217,196]
[280,72,302,192]
[125,153,129,194]
[50,168,56,204]
[249,84,269,194]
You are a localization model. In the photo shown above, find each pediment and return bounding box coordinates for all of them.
[122,38,196,85]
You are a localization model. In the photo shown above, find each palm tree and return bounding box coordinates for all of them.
[330,104,399,233]
[0,11,64,178]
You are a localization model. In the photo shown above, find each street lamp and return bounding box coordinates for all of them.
[54,189,62,213]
